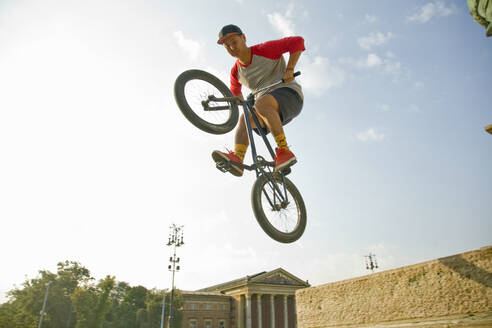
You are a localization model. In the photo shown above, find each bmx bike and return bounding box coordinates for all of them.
[173,69,306,243]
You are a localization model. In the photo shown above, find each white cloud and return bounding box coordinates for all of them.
[358,32,393,50]
[340,53,405,78]
[407,1,457,23]
[301,10,310,21]
[366,53,383,67]
[267,3,305,37]
[409,104,421,112]
[383,61,402,73]
[378,104,390,112]
[357,128,385,142]
[414,81,425,89]
[173,30,202,61]
[385,51,395,58]
[267,11,295,37]
[285,2,295,17]
[358,53,383,68]
[365,14,378,24]
[299,55,345,95]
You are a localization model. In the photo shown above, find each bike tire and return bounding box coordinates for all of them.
[251,174,307,243]
[174,69,239,135]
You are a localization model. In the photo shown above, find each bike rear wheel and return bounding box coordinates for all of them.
[174,69,239,135]
[251,174,306,243]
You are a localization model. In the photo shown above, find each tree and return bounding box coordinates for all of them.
[72,275,115,328]
[0,261,91,328]
[0,261,183,328]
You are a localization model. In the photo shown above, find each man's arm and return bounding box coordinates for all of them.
[230,61,243,97]
[283,50,302,82]
[252,37,305,83]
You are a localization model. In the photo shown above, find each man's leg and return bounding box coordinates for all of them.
[212,112,263,177]
[233,112,264,161]
[254,94,296,171]
[254,94,289,150]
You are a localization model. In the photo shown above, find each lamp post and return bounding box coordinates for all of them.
[38,281,52,328]
[167,224,184,328]
[159,289,167,328]
[365,253,378,273]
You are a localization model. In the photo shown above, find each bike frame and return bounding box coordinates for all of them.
[204,73,300,205]
[208,77,300,205]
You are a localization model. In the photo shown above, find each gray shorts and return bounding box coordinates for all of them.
[253,87,303,135]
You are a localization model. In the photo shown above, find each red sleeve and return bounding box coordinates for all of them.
[252,36,305,60]
[230,61,242,96]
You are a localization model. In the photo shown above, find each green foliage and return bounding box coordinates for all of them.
[0,261,91,328]
[72,275,115,328]
[0,261,182,328]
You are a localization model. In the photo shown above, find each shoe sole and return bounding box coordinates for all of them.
[274,157,297,172]
[212,151,243,177]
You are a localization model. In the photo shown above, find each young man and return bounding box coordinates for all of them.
[212,24,305,177]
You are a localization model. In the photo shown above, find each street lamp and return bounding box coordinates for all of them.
[38,281,52,328]
[166,224,184,328]
[365,253,378,273]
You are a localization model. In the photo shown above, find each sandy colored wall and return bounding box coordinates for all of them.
[296,246,492,328]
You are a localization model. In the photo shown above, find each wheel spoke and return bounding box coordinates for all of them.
[184,79,232,125]
[260,179,299,234]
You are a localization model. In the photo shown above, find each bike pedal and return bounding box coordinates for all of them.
[281,167,292,176]
[216,161,231,173]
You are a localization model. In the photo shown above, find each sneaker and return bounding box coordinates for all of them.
[274,148,297,172]
[212,150,244,177]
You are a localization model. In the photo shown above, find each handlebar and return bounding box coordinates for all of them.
[283,71,301,83]
[203,71,301,109]
[253,71,301,96]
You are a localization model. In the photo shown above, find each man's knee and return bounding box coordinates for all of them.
[238,113,259,129]
[254,94,279,116]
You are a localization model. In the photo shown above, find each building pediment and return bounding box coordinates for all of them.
[250,268,309,287]
[197,268,309,293]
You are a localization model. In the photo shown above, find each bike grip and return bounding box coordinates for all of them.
[281,71,301,83]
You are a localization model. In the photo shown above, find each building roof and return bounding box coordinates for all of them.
[197,268,310,294]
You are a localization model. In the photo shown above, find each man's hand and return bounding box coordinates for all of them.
[283,68,295,82]
[284,50,302,82]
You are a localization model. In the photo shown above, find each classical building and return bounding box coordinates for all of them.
[181,268,310,328]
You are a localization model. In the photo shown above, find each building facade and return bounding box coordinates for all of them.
[181,268,310,328]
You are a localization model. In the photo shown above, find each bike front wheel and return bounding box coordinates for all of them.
[251,174,307,243]
[174,69,239,135]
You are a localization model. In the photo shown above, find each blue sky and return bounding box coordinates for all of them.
[1,0,491,300]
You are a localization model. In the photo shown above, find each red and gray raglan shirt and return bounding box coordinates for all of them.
[229,36,305,100]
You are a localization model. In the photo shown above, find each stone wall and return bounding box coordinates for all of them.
[296,246,492,328]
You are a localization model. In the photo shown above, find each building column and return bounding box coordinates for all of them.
[293,295,297,328]
[270,294,275,328]
[283,295,288,328]
[246,294,252,328]
[236,295,244,328]
[257,294,262,328]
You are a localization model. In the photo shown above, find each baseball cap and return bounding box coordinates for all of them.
[217,24,243,44]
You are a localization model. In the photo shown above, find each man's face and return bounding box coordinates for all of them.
[222,34,246,58]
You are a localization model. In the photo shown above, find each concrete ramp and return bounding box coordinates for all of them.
[296,246,492,328]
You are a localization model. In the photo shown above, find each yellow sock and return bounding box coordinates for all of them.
[274,133,289,150]
[234,144,248,161]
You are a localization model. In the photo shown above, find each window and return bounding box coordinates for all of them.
[190,303,197,310]
[189,319,197,328]
[204,319,212,328]
[206,303,212,310]
[220,304,226,311]
[219,320,226,328]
